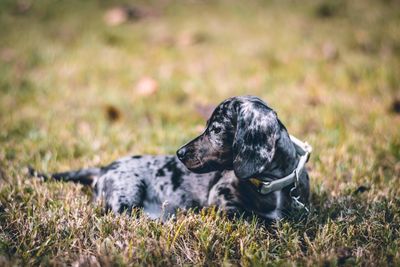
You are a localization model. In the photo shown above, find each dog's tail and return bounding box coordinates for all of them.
[28,166,103,186]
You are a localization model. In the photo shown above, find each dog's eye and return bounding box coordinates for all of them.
[213,127,221,134]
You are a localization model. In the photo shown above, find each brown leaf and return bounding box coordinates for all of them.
[104,7,130,26]
[308,95,322,107]
[105,105,122,122]
[315,2,342,18]
[390,98,400,114]
[104,5,160,26]
[135,77,158,96]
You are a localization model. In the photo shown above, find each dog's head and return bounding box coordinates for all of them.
[177,96,296,180]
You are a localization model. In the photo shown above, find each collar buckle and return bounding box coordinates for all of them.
[259,181,271,195]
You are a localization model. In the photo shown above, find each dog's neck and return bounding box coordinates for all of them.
[258,133,299,181]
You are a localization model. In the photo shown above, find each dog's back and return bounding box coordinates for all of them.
[30,155,222,219]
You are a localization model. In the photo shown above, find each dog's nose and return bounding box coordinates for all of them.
[176,147,187,160]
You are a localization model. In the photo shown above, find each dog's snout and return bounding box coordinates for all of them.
[176,147,187,160]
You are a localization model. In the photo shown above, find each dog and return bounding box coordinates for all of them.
[30,95,311,221]
[177,95,311,219]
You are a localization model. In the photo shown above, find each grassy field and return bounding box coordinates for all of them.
[1,0,399,265]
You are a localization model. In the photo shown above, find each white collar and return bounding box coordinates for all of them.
[249,135,312,195]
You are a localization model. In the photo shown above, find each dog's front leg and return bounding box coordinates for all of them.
[207,171,244,218]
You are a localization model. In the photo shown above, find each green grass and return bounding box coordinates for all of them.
[1,0,400,265]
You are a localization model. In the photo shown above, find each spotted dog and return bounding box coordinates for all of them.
[177,95,311,220]
[30,95,310,221]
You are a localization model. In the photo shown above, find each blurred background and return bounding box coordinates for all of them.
[1,1,400,265]
[0,0,399,190]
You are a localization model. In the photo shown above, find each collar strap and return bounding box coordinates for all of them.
[249,135,312,195]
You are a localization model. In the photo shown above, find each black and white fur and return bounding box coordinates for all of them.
[30,96,309,221]
[177,95,310,219]
[30,156,221,220]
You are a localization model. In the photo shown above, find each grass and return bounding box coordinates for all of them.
[0,0,399,265]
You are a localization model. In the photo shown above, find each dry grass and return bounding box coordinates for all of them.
[0,0,399,265]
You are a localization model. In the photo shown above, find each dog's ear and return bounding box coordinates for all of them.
[232,102,280,179]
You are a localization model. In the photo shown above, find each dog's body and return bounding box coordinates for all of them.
[31,96,310,221]
[32,156,287,220]
[32,155,222,220]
